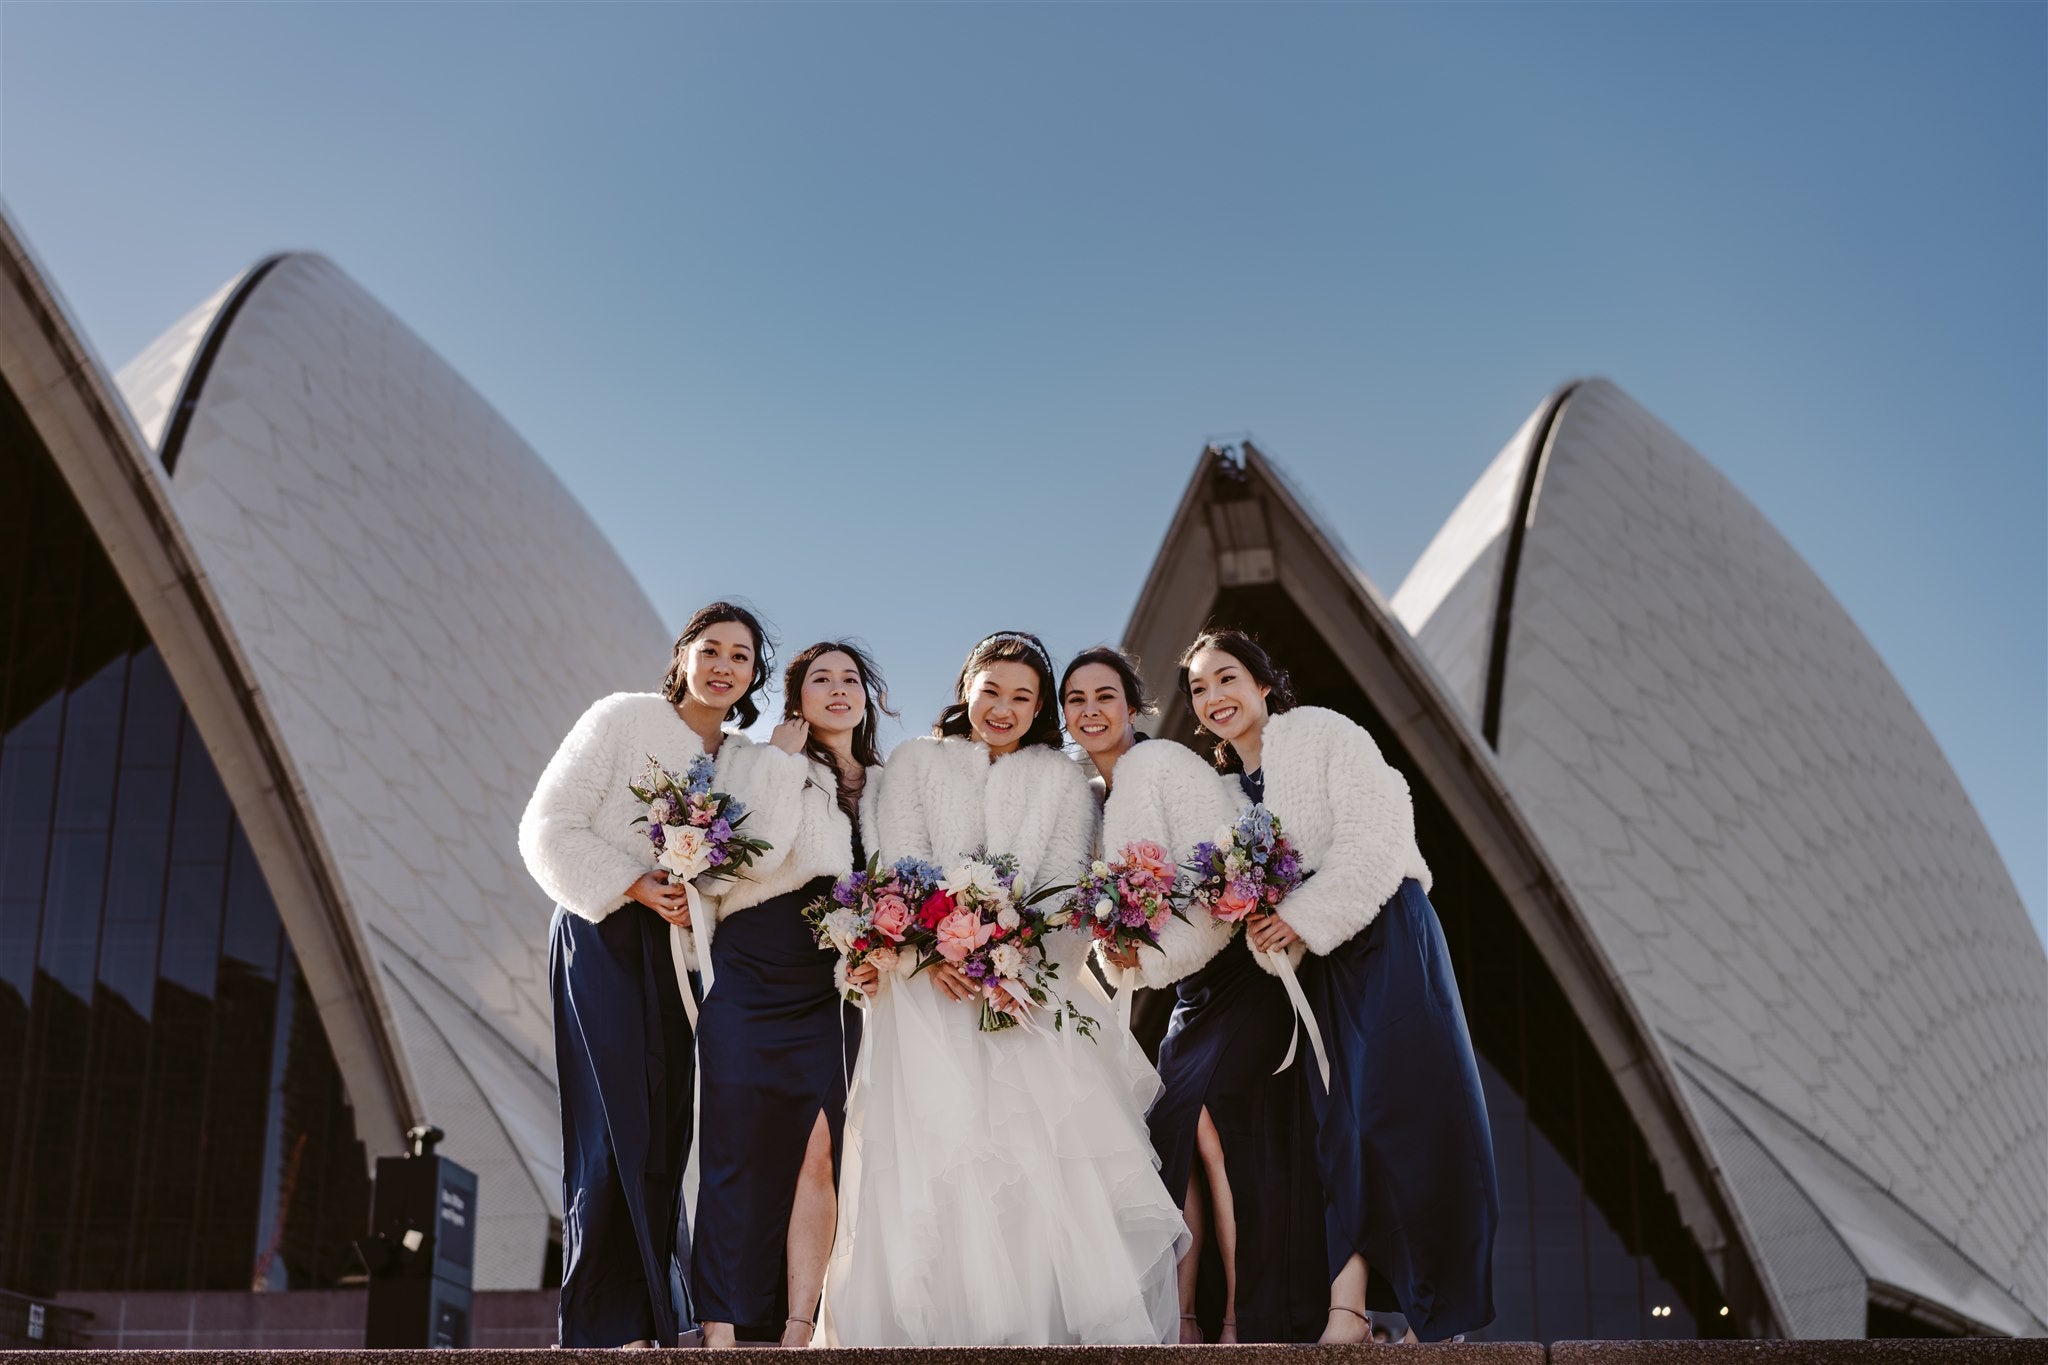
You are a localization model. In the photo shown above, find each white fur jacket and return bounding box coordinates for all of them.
[877,736,1095,891]
[1096,738,1246,991]
[705,741,882,968]
[517,692,755,943]
[1105,706,1432,986]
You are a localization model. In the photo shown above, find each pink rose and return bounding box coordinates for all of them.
[935,909,994,963]
[1126,840,1174,885]
[1213,878,1259,923]
[867,946,900,977]
[871,893,912,942]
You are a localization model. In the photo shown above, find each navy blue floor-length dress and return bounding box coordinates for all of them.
[690,832,863,1334]
[1302,874,1499,1342]
[551,900,695,1346]
[1147,771,1328,1343]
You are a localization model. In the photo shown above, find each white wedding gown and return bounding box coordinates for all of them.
[820,930,1188,1346]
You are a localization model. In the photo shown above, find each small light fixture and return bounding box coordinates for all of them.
[1720,1307,1730,1317]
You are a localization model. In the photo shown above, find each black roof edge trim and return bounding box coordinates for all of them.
[1481,380,1581,749]
[158,253,291,475]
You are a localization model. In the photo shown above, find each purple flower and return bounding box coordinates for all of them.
[709,817,732,844]
[707,848,727,867]
[964,957,994,983]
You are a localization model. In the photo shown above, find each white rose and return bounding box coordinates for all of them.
[822,908,863,954]
[996,903,1021,931]
[1094,898,1114,921]
[659,825,712,880]
[1091,860,1111,878]
[990,942,1023,977]
[944,859,1004,899]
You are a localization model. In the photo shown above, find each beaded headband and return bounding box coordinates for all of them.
[973,631,1054,676]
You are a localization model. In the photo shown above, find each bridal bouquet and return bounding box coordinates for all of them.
[1186,805,1305,927]
[1188,805,1328,1085]
[628,753,772,888]
[803,855,948,1004]
[1063,840,1188,956]
[919,851,1096,1037]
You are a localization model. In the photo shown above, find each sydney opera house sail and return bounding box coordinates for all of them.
[1122,384,2045,1339]
[0,209,669,1293]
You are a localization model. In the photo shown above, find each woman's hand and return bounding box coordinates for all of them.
[927,961,978,1002]
[628,871,692,927]
[847,961,882,997]
[1103,942,1141,972]
[771,718,810,755]
[1247,911,1301,954]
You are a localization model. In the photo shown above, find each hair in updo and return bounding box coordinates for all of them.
[662,601,774,729]
[1059,646,1157,719]
[783,640,897,817]
[936,631,1065,752]
[1176,627,1296,773]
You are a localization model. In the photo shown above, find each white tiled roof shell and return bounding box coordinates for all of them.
[1393,379,2046,1334]
[115,255,670,1287]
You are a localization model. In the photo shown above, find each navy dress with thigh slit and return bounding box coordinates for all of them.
[551,900,695,1346]
[1147,774,1327,1343]
[1300,863,1499,1342]
[690,829,863,1334]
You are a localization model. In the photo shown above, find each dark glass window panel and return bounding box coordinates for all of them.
[220,828,281,977]
[0,376,370,1294]
[0,697,61,907]
[53,656,127,829]
[38,829,109,999]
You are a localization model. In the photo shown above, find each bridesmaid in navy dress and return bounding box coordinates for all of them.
[1178,629,1498,1344]
[690,641,889,1348]
[519,602,772,1347]
[1092,649,1328,1346]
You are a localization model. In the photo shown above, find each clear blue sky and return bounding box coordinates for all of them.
[3,4,2041,937]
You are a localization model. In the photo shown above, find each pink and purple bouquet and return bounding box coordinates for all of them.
[803,855,947,1003]
[629,753,772,888]
[1063,840,1188,957]
[1186,805,1305,928]
[913,851,1096,1037]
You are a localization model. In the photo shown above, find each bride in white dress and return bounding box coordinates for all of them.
[821,631,1187,1347]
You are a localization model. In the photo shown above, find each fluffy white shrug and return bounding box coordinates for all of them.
[702,740,881,994]
[1103,706,1431,988]
[706,741,880,915]
[1096,739,1245,991]
[517,692,755,940]
[875,736,1095,890]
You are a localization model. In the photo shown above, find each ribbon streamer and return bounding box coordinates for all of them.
[667,882,711,1029]
[1116,982,1135,1033]
[1263,947,1331,1089]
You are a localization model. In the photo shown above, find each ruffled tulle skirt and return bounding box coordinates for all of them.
[821,956,1187,1346]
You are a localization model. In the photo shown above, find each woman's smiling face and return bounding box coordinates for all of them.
[680,620,757,715]
[799,649,866,737]
[966,660,1041,756]
[1183,646,1270,751]
[1061,662,1133,759]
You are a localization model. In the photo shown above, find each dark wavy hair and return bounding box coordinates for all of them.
[1059,646,1157,722]
[783,640,896,817]
[1176,627,1297,773]
[936,631,1064,751]
[662,601,774,729]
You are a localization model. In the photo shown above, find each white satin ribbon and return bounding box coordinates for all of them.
[667,882,710,1029]
[1263,947,1331,1089]
[1117,982,1135,1032]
